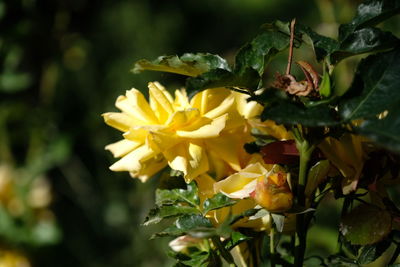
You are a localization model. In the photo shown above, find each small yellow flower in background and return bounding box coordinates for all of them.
[0,249,30,267]
[319,134,367,194]
[103,82,261,182]
[214,162,293,213]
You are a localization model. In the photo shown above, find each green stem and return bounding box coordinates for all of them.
[294,134,315,267]
[270,226,276,267]
[389,242,400,265]
[211,236,236,266]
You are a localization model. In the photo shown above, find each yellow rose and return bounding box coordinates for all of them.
[103,82,261,182]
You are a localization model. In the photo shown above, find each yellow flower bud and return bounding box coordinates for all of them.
[251,169,293,212]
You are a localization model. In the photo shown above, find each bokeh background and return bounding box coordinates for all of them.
[1,0,398,266]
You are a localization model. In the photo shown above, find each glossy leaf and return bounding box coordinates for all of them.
[305,160,330,197]
[357,240,391,264]
[331,27,399,63]
[340,204,392,245]
[143,205,199,226]
[338,0,400,41]
[132,53,230,77]
[202,193,237,214]
[296,24,339,61]
[339,48,400,120]
[156,181,200,207]
[153,214,214,238]
[261,101,340,127]
[235,27,290,75]
[224,231,252,251]
[356,102,400,153]
[186,67,260,93]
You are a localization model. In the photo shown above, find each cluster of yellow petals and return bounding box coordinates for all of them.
[103,82,262,182]
[104,82,294,231]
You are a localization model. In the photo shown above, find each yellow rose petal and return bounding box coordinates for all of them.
[176,114,227,139]
[105,139,141,157]
[109,144,156,172]
[149,82,174,122]
[102,112,136,132]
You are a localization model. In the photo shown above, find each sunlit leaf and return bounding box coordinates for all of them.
[338,0,400,41]
[331,27,399,63]
[156,181,200,207]
[340,204,392,245]
[224,231,252,251]
[143,206,199,226]
[132,53,230,77]
[202,193,237,214]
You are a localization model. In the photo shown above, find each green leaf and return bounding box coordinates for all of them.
[143,205,200,226]
[271,213,286,232]
[305,160,330,197]
[319,68,332,97]
[340,204,392,245]
[186,67,260,93]
[338,0,400,41]
[235,25,290,75]
[261,101,340,127]
[296,24,339,61]
[357,240,391,264]
[132,53,230,77]
[356,103,400,153]
[327,255,359,267]
[339,48,400,120]
[156,181,200,207]
[153,214,214,239]
[331,27,399,63]
[202,193,238,214]
[224,231,252,251]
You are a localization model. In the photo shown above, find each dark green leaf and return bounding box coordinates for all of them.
[143,205,199,226]
[186,67,260,93]
[331,27,399,63]
[296,24,339,61]
[356,103,400,153]
[156,181,200,207]
[357,240,391,264]
[224,231,252,251]
[340,204,392,245]
[327,254,359,267]
[261,101,340,127]
[339,48,400,120]
[339,0,400,41]
[152,214,214,239]
[132,53,230,77]
[235,25,290,75]
[179,251,218,267]
[202,193,238,214]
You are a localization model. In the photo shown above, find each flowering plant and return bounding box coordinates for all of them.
[104,1,400,266]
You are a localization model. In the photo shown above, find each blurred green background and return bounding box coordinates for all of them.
[1,0,388,266]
